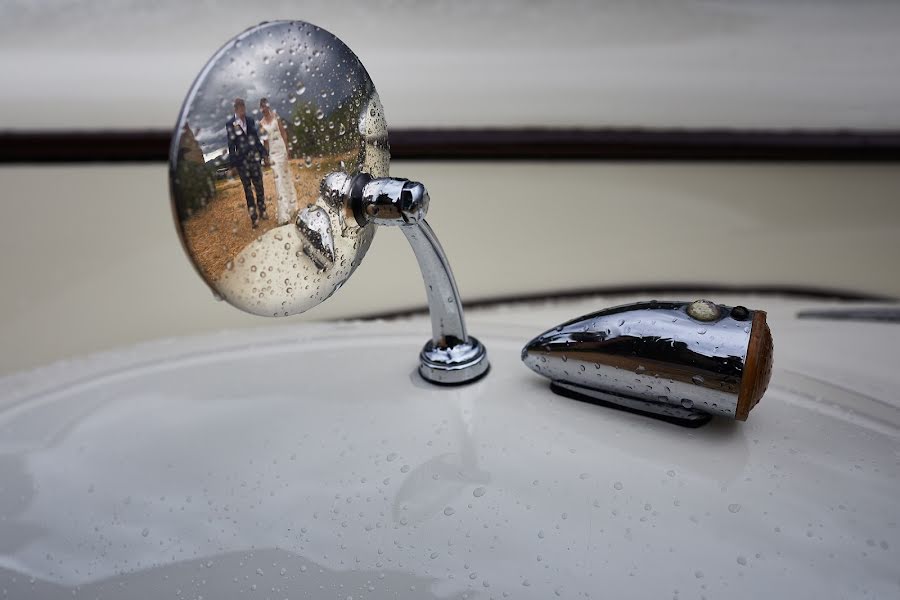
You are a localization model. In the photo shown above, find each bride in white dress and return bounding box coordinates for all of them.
[259,98,297,225]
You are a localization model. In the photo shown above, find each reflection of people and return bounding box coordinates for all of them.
[259,98,298,225]
[226,98,268,228]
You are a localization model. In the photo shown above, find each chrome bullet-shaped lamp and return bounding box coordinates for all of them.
[521,300,773,426]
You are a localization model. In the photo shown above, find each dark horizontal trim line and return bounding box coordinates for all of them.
[2,128,900,163]
[355,283,897,321]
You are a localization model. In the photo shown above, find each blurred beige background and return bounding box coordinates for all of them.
[2,1,899,374]
[1,161,898,375]
[2,0,900,131]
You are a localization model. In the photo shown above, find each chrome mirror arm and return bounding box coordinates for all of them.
[401,221,468,345]
[402,221,489,384]
[321,172,489,385]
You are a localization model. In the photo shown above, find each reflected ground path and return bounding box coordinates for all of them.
[183,154,350,283]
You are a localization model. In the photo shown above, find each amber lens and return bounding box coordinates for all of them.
[735,311,774,421]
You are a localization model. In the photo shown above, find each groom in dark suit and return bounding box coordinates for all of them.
[226,98,269,227]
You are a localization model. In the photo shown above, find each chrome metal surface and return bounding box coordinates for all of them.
[404,221,488,384]
[321,173,489,385]
[169,20,388,317]
[419,335,490,385]
[551,381,712,427]
[522,300,759,420]
[400,221,468,346]
[358,176,429,226]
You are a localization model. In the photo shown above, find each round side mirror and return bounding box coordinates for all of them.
[170,21,488,384]
[170,20,389,317]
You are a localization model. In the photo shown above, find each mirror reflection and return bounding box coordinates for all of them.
[171,21,389,316]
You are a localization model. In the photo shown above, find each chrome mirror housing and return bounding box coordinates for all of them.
[170,20,488,385]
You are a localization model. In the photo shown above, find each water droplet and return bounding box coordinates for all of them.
[613,481,623,490]
[737,556,747,566]
[728,503,742,513]
[681,399,694,409]
[141,528,149,537]
[691,375,705,385]
[443,506,455,516]
[473,487,486,498]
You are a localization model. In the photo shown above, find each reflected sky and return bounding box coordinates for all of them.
[180,21,370,158]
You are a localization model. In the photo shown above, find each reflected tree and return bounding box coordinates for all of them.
[288,94,367,161]
[173,123,215,219]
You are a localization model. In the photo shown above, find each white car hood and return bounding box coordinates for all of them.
[1,295,898,599]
